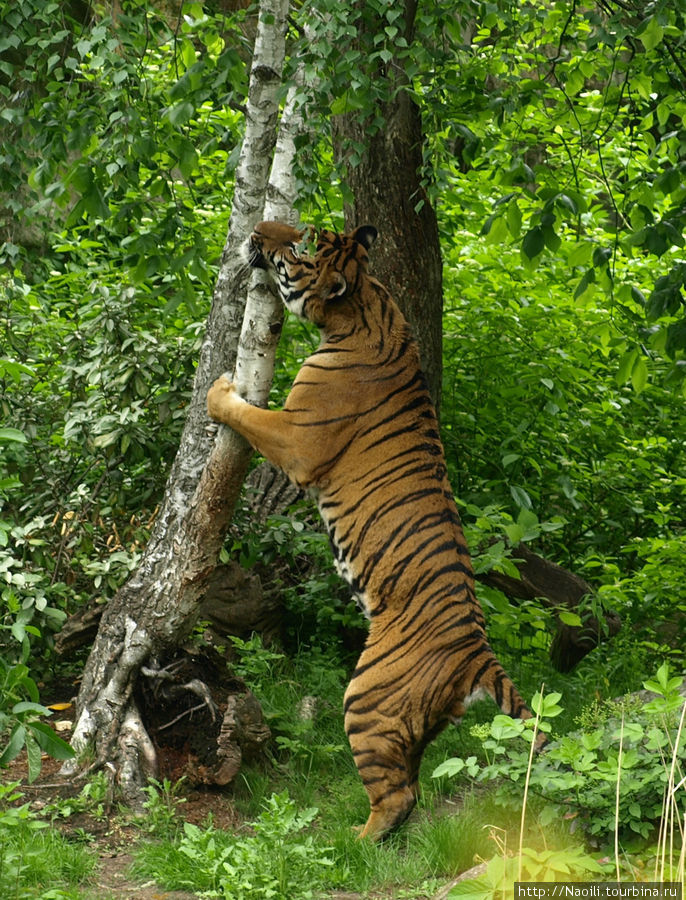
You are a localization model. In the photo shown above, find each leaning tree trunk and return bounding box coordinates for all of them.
[64,0,292,805]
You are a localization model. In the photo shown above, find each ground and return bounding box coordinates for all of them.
[3,698,240,900]
[4,704,475,899]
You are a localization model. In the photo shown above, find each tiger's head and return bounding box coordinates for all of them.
[246,221,378,327]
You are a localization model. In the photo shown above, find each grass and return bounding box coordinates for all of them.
[128,769,589,898]
[2,642,685,899]
[0,819,96,900]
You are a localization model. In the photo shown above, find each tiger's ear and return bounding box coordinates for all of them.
[351,225,378,250]
[323,271,347,301]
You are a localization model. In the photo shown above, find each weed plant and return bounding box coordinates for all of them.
[432,665,686,897]
[42,772,108,825]
[0,783,95,900]
[138,776,188,839]
[133,790,334,899]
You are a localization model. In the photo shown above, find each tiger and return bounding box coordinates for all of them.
[206,220,541,840]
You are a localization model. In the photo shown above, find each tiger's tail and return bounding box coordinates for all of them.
[476,655,548,751]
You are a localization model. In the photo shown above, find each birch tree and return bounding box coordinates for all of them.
[64,0,296,804]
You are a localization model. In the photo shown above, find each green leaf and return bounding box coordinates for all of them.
[167,101,194,126]
[592,246,612,268]
[83,185,110,219]
[504,523,523,544]
[509,485,532,510]
[631,356,648,393]
[543,225,561,252]
[25,732,42,783]
[0,724,26,766]
[506,201,522,238]
[666,318,686,357]
[515,508,540,541]
[0,359,35,382]
[12,701,51,716]
[639,16,664,51]
[448,873,496,900]
[485,215,510,245]
[567,241,593,267]
[556,193,577,215]
[574,268,595,299]
[0,427,27,443]
[26,722,75,761]
[522,226,545,260]
[558,610,582,627]
[531,691,563,718]
[616,348,638,385]
[177,140,199,180]
[330,91,366,115]
[432,757,466,778]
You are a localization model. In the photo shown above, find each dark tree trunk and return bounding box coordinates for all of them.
[331,2,443,412]
[327,0,620,671]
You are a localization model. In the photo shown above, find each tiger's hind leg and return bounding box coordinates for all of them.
[344,675,418,841]
[346,726,417,841]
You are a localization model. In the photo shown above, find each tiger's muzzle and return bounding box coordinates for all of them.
[247,234,268,270]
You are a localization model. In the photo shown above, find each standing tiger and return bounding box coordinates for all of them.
[207,221,537,840]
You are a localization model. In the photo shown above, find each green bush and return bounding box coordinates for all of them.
[433,665,686,840]
[134,790,334,900]
[0,658,74,782]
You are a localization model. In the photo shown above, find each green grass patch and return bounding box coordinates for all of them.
[0,818,95,900]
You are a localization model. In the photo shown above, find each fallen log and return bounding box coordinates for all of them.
[55,468,620,674]
[54,559,281,658]
[477,543,621,672]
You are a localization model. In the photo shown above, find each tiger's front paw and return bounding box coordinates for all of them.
[207,376,242,424]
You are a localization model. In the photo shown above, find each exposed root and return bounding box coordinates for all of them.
[118,701,158,811]
[142,661,220,726]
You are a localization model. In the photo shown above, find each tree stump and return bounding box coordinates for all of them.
[139,648,271,788]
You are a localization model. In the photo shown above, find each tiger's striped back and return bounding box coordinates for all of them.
[208,221,538,840]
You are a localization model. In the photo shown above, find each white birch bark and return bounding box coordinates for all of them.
[65,0,293,797]
[232,79,305,405]
[186,73,307,543]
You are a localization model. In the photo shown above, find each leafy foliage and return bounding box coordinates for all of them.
[433,665,686,840]
[135,790,334,899]
[447,848,609,900]
[427,0,686,375]
[0,658,74,783]
[0,0,249,678]
[1,0,246,287]
[0,6,685,893]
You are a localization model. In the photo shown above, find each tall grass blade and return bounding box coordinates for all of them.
[614,713,623,882]
[518,685,543,884]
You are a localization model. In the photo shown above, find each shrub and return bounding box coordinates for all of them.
[433,665,686,840]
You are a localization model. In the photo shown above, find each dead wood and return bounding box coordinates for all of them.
[55,559,281,657]
[56,537,619,677]
[476,543,621,672]
[139,647,271,787]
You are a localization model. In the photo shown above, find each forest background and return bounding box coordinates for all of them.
[1,0,686,897]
